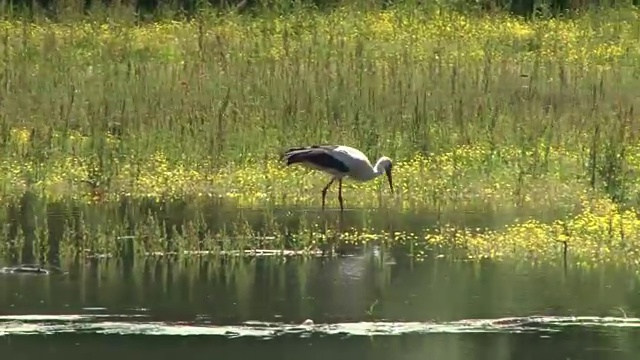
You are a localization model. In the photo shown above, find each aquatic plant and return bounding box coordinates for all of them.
[423,194,640,265]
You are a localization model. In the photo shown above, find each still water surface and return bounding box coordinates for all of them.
[0,252,639,359]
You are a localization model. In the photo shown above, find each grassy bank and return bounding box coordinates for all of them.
[1,5,640,265]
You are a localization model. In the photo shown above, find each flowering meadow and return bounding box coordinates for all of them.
[2,5,640,265]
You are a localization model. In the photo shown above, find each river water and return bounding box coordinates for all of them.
[0,252,639,359]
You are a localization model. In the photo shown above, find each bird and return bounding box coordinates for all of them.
[281,145,394,212]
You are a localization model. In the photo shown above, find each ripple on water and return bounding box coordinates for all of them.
[1,315,640,338]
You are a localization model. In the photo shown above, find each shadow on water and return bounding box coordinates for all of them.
[0,192,571,264]
[0,255,639,359]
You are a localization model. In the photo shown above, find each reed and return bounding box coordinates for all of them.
[1,4,640,266]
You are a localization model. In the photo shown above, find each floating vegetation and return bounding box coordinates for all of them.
[1,5,640,267]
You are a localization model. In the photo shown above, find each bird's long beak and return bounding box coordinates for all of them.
[385,167,394,194]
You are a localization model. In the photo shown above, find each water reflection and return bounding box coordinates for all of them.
[0,255,639,359]
[1,329,639,360]
[0,194,638,359]
[0,256,639,359]
[0,193,571,263]
[0,255,639,322]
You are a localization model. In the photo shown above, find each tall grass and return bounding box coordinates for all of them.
[1,4,639,205]
[1,3,640,264]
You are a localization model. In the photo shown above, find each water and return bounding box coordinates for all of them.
[0,253,639,359]
[2,193,571,266]
[0,195,637,358]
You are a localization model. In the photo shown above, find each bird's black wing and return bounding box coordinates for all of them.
[281,145,349,173]
[281,145,339,156]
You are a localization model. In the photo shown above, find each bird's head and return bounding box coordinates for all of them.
[378,156,393,193]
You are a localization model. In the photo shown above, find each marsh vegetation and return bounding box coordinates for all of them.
[1,2,640,267]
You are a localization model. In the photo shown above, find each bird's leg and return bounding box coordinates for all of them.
[321,178,336,211]
[338,179,344,212]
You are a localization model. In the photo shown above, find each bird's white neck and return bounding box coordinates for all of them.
[374,158,388,175]
[360,158,387,181]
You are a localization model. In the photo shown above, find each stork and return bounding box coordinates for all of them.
[281,145,394,211]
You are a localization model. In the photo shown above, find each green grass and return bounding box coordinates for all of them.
[1,3,640,266]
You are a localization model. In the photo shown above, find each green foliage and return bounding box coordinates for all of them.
[0,4,639,266]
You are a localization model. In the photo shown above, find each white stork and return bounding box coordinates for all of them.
[281,145,394,211]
